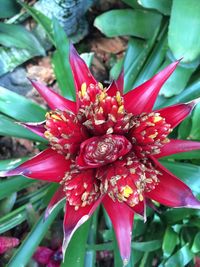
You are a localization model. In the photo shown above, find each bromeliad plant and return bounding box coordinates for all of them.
[1,45,200,265]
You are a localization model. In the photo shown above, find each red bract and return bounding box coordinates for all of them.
[1,45,200,265]
[0,236,20,254]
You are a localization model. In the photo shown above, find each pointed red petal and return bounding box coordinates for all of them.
[132,200,146,221]
[33,246,53,264]
[157,100,197,129]
[20,121,46,137]
[62,198,102,258]
[69,44,96,98]
[0,148,71,182]
[107,70,124,96]
[30,80,76,113]
[155,139,200,158]
[145,158,200,208]
[102,195,134,264]
[45,186,65,219]
[124,61,179,115]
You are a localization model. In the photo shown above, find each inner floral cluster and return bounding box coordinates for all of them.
[44,83,171,211]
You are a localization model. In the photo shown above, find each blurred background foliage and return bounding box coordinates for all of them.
[0,0,200,266]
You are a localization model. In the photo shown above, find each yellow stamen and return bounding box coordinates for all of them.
[139,194,144,201]
[81,82,87,97]
[118,105,124,114]
[99,91,106,101]
[153,116,162,123]
[116,91,122,105]
[122,185,133,198]
[149,132,158,139]
[98,82,104,90]
[51,114,62,120]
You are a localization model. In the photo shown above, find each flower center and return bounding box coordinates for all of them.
[76,134,132,169]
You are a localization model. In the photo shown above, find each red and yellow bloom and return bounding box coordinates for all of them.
[1,45,200,264]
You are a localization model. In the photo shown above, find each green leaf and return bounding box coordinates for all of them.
[162,243,193,267]
[0,0,20,18]
[162,227,179,258]
[157,77,200,108]
[110,58,124,80]
[94,9,162,39]
[80,52,94,67]
[133,24,168,87]
[18,1,55,45]
[132,240,162,252]
[191,232,200,253]
[0,22,45,56]
[161,161,200,197]
[168,0,200,63]
[178,116,192,140]
[121,0,142,9]
[161,208,199,224]
[51,18,76,100]
[61,219,91,267]
[159,59,197,97]
[190,103,200,140]
[0,192,17,216]
[0,114,46,142]
[124,27,159,93]
[8,201,63,266]
[0,86,46,122]
[138,0,172,15]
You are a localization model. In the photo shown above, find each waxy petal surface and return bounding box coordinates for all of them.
[69,44,96,107]
[107,70,124,96]
[0,149,71,183]
[157,101,196,129]
[156,139,200,158]
[103,196,134,264]
[20,121,46,137]
[45,186,65,219]
[124,61,179,115]
[30,80,76,113]
[146,158,200,208]
[62,197,102,257]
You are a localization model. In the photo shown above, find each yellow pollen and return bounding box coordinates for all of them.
[122,185,133,198]
[118,105,124,114]
[98,107,104,113]
[153,116,162,123]
[44,131,52,138]
[139,194,144,201]
[116,91,122,105]
[51,114,62,120]
[98,82,104,90]
[99,91,106,101]
[149,132,158,139]
[81,82,87,97]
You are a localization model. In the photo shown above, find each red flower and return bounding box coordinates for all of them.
[0,236,20,254]
[33,246,62,267]
[1,45,200,265]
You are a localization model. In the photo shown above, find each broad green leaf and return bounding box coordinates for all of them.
[0,23,45,56]
[0,86,46,122]
[138,0,172,15]
[94,9,162,39]
[132,240,162,252]
[110,58,124,80]
[178,116,192,140]
[18,1,54,45]
[161,161,200,196]
[8,202,63,266]
[133,25,168,87]
[51,18,75,100]
[191,232,200,253]
[61,219,91,267]
[162,243,193,267]
[162,227,179,258]
[124,27,159,93]
[159,59,197,97]
[0,114,46,142]
[161,208,199,224]
[190,103,200,140]
[121,0,142,9]
[168,0,200,62]
[0,157,27,171]
[0,0,20,18]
